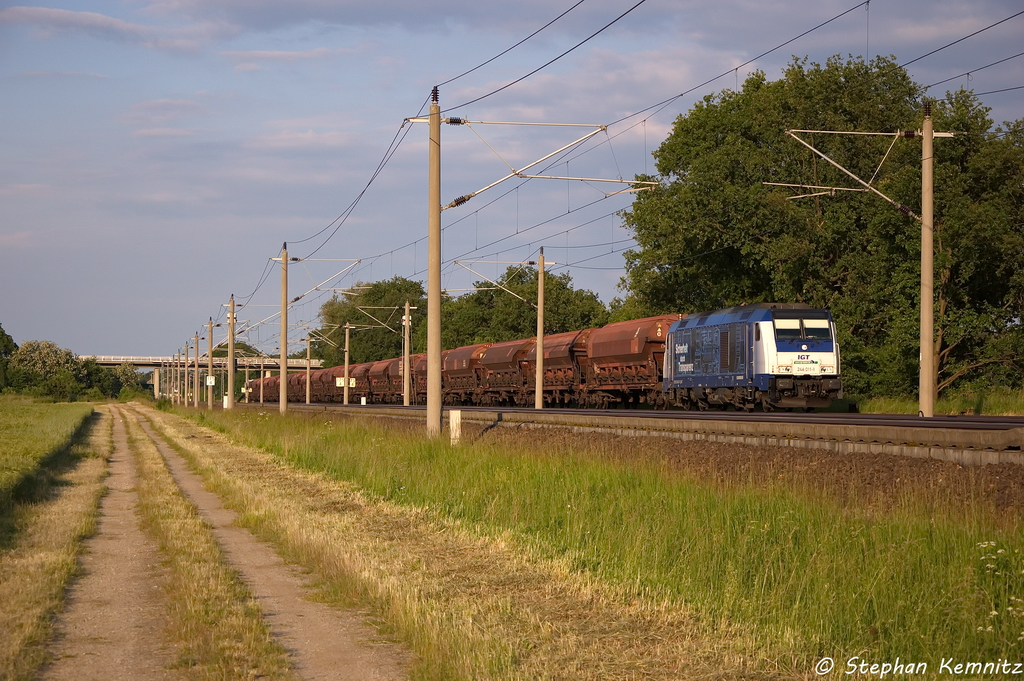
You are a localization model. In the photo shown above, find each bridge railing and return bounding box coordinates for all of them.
[82,356,323,369]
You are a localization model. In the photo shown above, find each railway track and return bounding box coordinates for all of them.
[237,402,1024,467]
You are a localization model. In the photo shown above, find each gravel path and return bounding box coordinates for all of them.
[43,405,408,680]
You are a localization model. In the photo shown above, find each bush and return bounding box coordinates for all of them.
[82,387,109,402]
[117,385,151,403]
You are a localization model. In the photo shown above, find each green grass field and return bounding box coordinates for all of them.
[189,407,1024,669]
[0,396,94,508]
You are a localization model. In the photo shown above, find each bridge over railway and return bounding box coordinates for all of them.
[82,356,322,370]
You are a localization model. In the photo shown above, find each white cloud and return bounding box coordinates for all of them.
[22,70,108,79]
[222,47,342,62]
[0,6,233,52]
[0,7,153,38]
[121,99,205,126]
[0,183,50,196]
[130,127,197,137]
[138,192,183,202]
[246,129,354,150]
[136,0,655,33]
[0,231,35,247]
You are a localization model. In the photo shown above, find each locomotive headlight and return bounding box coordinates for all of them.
[822,365,835,374]
[778,365,793,373]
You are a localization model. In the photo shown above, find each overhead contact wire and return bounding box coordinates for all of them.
[438,0,589,86]
[443,0,650,112]
[901,10,1024,68]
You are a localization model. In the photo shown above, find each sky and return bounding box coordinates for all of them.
[1,0,1022,357]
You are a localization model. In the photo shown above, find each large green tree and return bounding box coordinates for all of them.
[621,55,1024,396]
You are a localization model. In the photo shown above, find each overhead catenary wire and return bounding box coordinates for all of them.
[257,0,881,303]
[227,1,1024,354]
[550,0,874,171]
[925,50,1024,89]
[901,9,1024,68]
[973,84,1024,97]
[437,0,589,87]
[442,0,650,112]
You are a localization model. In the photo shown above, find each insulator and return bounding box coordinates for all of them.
[903,130,917,139]
[897,204,914,217]
[447,117,466,125]
[451,194,472,207]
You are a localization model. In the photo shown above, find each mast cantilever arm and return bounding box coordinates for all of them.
[785,130,921,221]
[443,127,606,210]
[454,261,536,307]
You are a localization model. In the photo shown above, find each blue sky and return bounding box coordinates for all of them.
[2,0,1022,356]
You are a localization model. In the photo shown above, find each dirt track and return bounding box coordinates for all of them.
[42,407,181,680]
[43,405,409,680]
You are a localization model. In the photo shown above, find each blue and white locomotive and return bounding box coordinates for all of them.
[663,303,843,411]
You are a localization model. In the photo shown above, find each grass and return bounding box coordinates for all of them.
[148,404,761,680]
[857,386,1024,415]
[122,407,294,679]
[183,406,1024,674]
[0,403,108,680]
[0,396,94,511]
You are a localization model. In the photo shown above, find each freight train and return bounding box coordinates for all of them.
[246,303,843,411]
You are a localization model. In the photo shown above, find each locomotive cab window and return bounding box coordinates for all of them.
[773,318,802,340]
[772,312,832,341]
[803,318,831,340]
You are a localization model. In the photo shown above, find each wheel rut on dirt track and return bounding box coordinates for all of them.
[45,404,408,680]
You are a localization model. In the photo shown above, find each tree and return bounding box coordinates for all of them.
[115,362,142,388]
[0,323,16,389]
[316,276,427,365]
[620,55,1024,396]
[80,358,119,398]
[8,340,80,389]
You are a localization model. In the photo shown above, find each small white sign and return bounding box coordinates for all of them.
[206,376,215,386]
[336,377,356,387]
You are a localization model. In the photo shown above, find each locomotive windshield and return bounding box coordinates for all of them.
[772,312,832,341]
